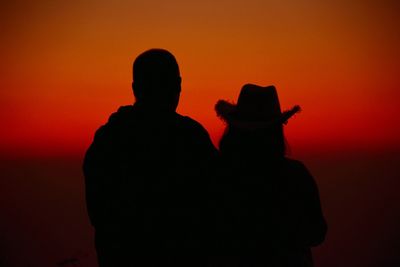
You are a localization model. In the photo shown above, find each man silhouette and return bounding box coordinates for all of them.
[83,49,218,267]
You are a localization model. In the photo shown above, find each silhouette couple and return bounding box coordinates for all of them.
[83,49,327,267]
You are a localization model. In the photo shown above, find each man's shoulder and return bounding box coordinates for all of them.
[177,114,202,126]
[176,114,209,134]
[92,105,135,140]
[107,105,135,124]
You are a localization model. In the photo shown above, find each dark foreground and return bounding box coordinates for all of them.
[0,150,399,267]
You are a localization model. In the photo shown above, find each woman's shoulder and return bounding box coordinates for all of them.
[283,157,307,169]
[280,157,314,179]
[281,157,318,190]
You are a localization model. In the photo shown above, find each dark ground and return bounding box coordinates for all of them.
[1,150,399,267]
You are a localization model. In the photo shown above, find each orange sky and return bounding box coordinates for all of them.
[1,0,399,157]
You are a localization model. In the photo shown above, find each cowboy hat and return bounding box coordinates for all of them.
[215,84,301,130]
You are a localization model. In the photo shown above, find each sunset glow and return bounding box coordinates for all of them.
[1,0,399,157]
[1,1,400,266]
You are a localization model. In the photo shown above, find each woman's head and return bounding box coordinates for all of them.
[216,84,299,160]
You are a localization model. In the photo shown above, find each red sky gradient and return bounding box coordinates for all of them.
[1,0,399,157]
[1,2,400,267]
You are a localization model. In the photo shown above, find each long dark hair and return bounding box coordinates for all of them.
[219,123,287,161]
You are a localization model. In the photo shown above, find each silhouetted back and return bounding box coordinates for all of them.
[210,147,326,267]
[83,49,218,267]
[84,105,217,265]
[211,84,327,267]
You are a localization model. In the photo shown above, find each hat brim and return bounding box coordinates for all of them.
[215,100,301,130]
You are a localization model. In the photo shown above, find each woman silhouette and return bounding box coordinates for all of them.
[212,84,327,267]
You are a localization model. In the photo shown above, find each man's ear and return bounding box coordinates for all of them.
[132,81,138,99]
[177,77,182,93]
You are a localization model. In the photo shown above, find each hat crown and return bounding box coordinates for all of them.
[235,84,281,121]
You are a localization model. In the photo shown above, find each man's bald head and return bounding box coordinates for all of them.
[132,49,181,111]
